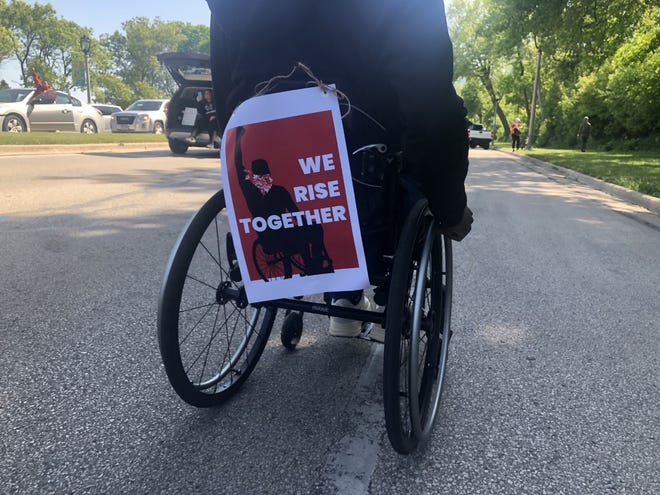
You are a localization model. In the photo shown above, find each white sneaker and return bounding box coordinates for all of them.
[329,295,372,338]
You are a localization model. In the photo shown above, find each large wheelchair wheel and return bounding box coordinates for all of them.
[383,198,453,454]
[158,190,276,407]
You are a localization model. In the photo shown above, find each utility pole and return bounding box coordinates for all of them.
[526,47,542,150]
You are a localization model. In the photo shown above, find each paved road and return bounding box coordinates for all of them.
[1,148,658,494]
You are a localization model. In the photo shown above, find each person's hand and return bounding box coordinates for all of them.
[439,206,473,241]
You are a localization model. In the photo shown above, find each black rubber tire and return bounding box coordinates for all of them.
[158,190,276,407]
[383,198,453,454]
[169,138,189,154]
[153,121,165,134]
[80,119,98,133]
[281,311,303,350]
[2,113,27,132]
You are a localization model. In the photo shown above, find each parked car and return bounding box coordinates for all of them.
[92,104,122,133]
[0,88,103,133]
[157,52,214,154]
[111,99,168,133]
[467,123,494,150]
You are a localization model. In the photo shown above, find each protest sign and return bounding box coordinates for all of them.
[220,86,369,303]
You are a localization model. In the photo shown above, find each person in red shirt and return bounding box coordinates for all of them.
[510,118,523,151]
[31,69,56,102]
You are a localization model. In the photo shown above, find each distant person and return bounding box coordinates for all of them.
[31,69,56,102]
[577,116,592,152]
[510,118,523,151]
[186,89,218,147]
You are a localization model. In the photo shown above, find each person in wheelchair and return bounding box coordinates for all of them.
[207,0,473,335]
[234,125,333,278]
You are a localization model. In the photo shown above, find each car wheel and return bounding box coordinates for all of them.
[81,119,98,134]
[169,138,189,154]
[153,121,165,134]
[2,114,27,132]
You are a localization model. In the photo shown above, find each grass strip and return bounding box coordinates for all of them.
[0,133,167,145]
[523,148,659,198]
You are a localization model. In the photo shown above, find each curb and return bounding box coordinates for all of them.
[0,142,169,155]
[496,148,660,216]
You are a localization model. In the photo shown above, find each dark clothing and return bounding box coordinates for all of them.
[192,98,217,138]
[197,99,216,122]
[242,184,297,220]
[578,120,591,152]
[206,0,469,227]
[578,122,591,138]
[234,129,328,274]
[234,129,297,219]
[511,128,521,150]
[239,183,317,260]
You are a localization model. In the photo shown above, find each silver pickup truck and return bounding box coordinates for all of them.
[467,123,494,150]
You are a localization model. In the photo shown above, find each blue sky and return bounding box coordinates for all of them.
[0,1,455,86]
[35,0,210,36]
[0,0,211,85]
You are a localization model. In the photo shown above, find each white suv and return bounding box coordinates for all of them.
[110,99,168,133]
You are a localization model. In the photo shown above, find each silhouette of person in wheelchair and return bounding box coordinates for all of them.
[233,126,334,280]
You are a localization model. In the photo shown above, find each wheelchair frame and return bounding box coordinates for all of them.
[157,149,454,455]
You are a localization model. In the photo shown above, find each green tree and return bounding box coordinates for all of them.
[2,0,58,83]
[37,19,90,89]
[448,0,525,137]
[603,6,660,141]
[0,0,13,63]
[0,0,92,90]
[449,0,657,150]
[176,22,210,54]
[96,17,209,105]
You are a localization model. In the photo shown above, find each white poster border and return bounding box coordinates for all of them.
[220,86,369,303]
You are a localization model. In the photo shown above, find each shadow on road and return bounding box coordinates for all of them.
[83,149,220,160]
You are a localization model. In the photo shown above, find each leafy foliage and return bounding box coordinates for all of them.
[0,0,210,108]
[0,0,656,151]
[448,0,658,150]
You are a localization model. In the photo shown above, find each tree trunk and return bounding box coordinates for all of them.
[525,48,542,150]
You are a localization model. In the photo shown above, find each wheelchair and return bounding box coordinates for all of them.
[252,223,334,281]
[157,130,455,455]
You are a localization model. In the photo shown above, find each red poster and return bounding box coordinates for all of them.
[220,87,368,303]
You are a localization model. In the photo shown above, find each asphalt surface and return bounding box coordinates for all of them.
[1,147,658,494]
[3,141,657,215]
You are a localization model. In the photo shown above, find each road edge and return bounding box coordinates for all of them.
[496,148,660,216]
[0,142,169,155]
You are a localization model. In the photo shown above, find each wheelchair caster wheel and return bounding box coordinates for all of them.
[281,311,303,350]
